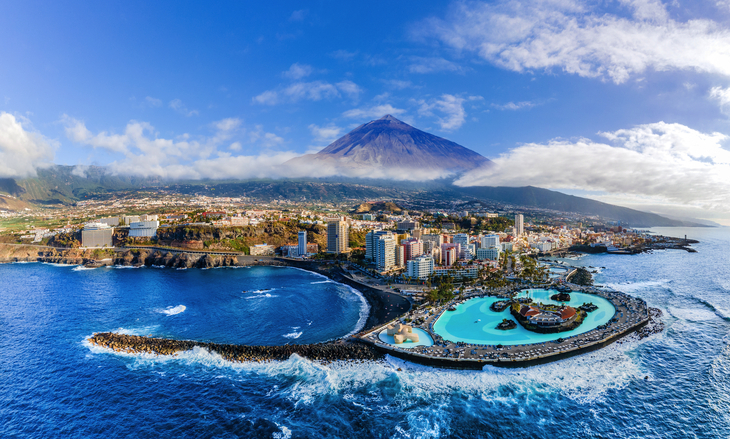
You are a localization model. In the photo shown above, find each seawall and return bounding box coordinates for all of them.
[88,332,383,363]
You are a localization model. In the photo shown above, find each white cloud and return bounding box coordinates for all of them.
[408,56,464,74]
[253,80,362,105]
[282,63,314,80]
[455,121,730,215]
[417,94,468,130]
[308,123,343,143]
[0,112,55,178]
[492,101,538,110]
[418,0,730,84]
[289,9,308,22]
[62,116,289,179]
[71,165,89,178]
[168,99,199,117]
[144,96,162,107]
[342,104,406,120]
[710,86,730,114]
[383,79,414,89]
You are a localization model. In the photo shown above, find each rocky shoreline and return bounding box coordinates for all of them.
[88,332,383,364]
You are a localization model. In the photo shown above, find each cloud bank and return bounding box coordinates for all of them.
[0,112,55,178]
[455,121,730,214]
[62,115,295,180]
[418,0,730,83]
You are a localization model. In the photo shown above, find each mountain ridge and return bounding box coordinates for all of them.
[0,166,707,227]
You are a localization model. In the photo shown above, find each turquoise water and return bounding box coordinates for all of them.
[433,290,615,345]
[378,327,434,348]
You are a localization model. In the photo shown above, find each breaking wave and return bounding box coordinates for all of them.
[159,305,186,316]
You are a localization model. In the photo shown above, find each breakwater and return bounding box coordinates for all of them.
[88,332,383,364]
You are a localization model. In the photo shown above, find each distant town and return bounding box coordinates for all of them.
[0,190,695,286]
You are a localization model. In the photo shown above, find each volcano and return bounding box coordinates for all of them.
[283,115,491,178]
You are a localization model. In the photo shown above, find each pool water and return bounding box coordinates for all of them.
[378,327,434,348]
[433,289,615,346]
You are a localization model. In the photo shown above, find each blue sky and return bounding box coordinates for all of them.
[3,0,730,222]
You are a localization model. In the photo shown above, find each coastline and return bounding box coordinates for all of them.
[0,243,411,332]
[1,243,660,369]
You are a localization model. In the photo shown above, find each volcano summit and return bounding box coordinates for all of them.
[283,115,491,179]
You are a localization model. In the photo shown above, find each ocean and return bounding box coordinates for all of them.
[0,226,728,438]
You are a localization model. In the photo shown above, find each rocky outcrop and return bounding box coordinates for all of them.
[88,332,383,364]
[0,244,242,268]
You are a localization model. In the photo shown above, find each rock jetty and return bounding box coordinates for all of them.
[88,332,383,364]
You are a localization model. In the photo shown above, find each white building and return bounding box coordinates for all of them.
[376,234,396,272]
[481,234,500,249]
[297,231,307,256]
[129,220,159,238]
[407,255,434,280]
[82,222,113,248]
[477,247,501,261]
[515,214,524,236]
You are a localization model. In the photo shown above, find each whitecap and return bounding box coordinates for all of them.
[311,280,333,284]
[603,280,669,293]
[283,331,303,339]
[43,262,77,267]
[273,424,292,439]
[72,266,97,271]
[159,305,186,316]
[244,294,278,300]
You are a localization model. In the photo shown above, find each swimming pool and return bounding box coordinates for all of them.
[432,289,615,346]
[378,327,434,348]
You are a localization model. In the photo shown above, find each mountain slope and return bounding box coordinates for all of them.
[283,115,491,178]
[457,186,703,227]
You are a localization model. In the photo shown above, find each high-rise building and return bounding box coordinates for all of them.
[401,237,423,262]
[407,255,435,280]
[481,234,500,249]
[440,243,460,265]
[395,244,405,267]
[515,214,524,236]
[327,220,349,254]
[366,230,390,261]
[376,234,396,272]
[442,247,457,267]
[453,233,470,259]
[297,231,307,256]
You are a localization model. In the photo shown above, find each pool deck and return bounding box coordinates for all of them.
[356,281,649,369]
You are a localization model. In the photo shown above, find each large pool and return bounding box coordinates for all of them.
[378,327,434,348]
[432,289,615,346]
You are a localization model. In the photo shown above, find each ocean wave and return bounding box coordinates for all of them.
[159,305,186,316]
[244,294,278,300]
[72,266,97,271]
[84,335,648,410]
[604,280,669,293]
[683,298,730,321]
[43,262,77,267]
[249,288,276,294]
[310,280,333,284]
[344,285,370,337]
[273,424,292,439]
[114,265,143,269]
[283,331,303,339]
